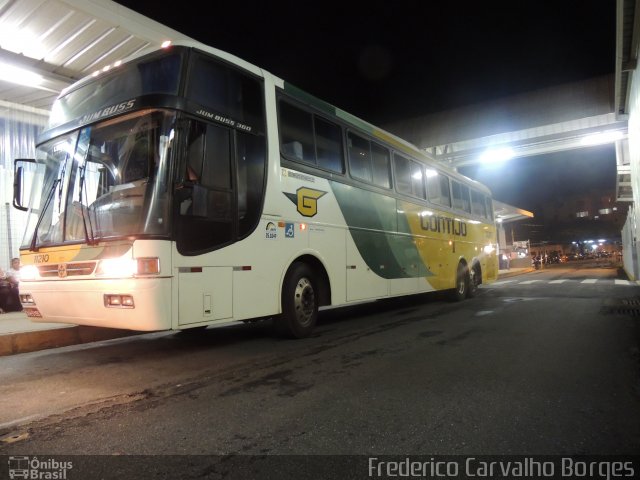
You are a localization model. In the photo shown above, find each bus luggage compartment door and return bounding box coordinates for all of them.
[178,267,232,325]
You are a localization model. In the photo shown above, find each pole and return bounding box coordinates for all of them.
[5,202,12,261]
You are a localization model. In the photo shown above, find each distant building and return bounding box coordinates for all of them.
[511,188,627,246]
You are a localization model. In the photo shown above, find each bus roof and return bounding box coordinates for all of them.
[60,39,491,196]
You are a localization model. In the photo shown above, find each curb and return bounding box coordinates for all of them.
[497,268,535,279]
[0,266,538,357]
[0,325,140,357]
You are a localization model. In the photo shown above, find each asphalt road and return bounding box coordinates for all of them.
[0,260,639,477]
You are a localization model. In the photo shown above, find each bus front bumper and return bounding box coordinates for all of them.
[19,277,173,331]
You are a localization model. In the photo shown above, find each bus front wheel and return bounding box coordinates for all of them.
[275,262,318,338]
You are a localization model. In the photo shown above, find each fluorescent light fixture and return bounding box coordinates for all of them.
[0,62,43,87]
[161,40,172,48]
[479,147,515,164]
[0,26,46,59]
[580,131,624,146]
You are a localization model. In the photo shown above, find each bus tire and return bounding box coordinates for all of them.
[275,262,318,338]
[467,263,480,298]
[450,262,469,302]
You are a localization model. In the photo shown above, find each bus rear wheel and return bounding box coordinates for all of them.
[450,262,469,302]
[467,264,480,298]
[275,262,318,338]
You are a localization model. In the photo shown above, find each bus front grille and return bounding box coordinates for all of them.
[38,262,97,278]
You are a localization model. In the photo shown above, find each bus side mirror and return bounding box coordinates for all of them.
[13,158,36,211]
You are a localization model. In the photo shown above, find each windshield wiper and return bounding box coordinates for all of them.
[77,164,97,245]
[29,178,60,252]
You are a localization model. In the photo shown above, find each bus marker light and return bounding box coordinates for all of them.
[20,293,35,305]
[136,257,160,275]
[104,294,135,308]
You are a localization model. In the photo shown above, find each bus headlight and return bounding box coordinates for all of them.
[483,245,495,254]
[96,257,160,277]
[20,265,39,280]
[96,258,137,277]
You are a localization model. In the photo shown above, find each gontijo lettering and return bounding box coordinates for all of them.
[421,214,467,237]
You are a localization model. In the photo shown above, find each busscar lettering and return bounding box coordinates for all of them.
[80,100,135,124]
[420,215,467,237]
[195,109,253,132]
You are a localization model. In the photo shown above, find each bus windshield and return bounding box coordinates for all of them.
[21,109,176,249]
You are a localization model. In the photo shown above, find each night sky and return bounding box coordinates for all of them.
[115,0,617,215]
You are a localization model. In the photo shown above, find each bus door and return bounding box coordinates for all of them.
[177,266,233,325]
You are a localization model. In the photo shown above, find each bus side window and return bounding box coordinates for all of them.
[237,131,266,237]
[176,121,234,252]
[394,153,412,195]
[485,197,494,220]
[315,117,344,173]
[282,141,303,160]
[471,189,487,217]
[451,181,470,213]
[427,170,451,207]
[371,143,391,189]
[347,132,373,183]
[186,126,205,182]
[279,101,314,163]
[395,154,425,199]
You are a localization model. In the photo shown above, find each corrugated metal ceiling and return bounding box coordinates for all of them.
[0,0,191,114]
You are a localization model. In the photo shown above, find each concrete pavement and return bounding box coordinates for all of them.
[0,268,534,357]
[0,310,138,356]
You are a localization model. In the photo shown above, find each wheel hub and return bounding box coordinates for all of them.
[294,277,315,326]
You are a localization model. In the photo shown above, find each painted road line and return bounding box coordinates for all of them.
[581,279,598,284]
[491,280,515,285]
[549,280,568,284]
[518,280,542,284]
[615,279,632,286]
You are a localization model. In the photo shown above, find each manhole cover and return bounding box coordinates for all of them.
[601,298,640,316]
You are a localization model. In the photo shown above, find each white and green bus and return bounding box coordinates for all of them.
[13,40,498,338]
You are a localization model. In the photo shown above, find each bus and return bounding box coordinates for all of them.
[13,40,498,338]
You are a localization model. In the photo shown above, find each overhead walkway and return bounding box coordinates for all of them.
[383,75,630,202]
